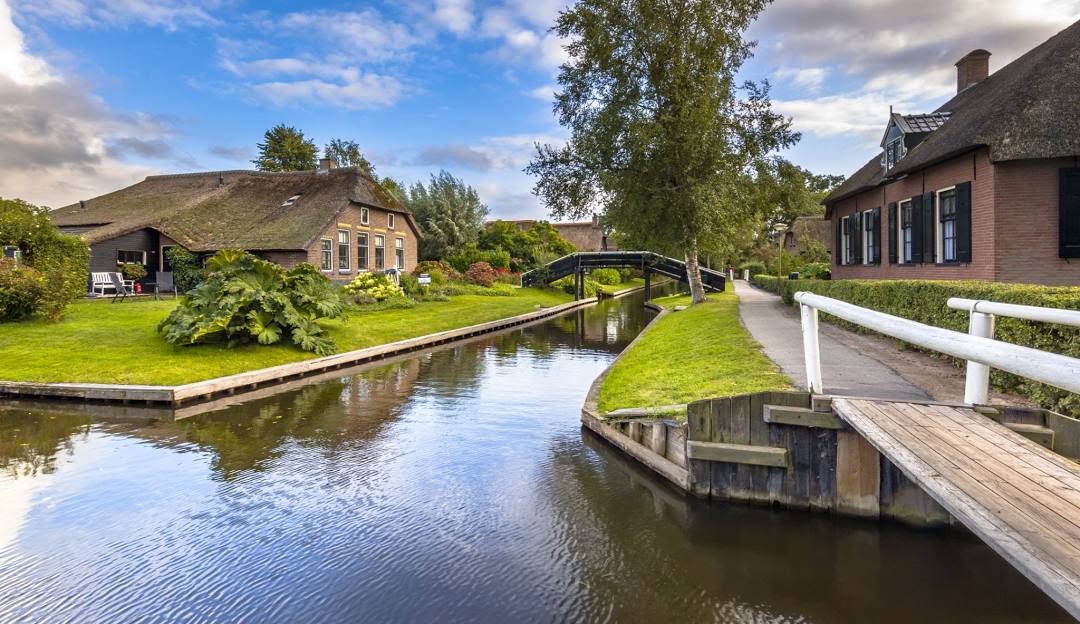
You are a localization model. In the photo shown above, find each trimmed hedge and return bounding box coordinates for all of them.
[760,278,1080,415]
[750,274,780,294]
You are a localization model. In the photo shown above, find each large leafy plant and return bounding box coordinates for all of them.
[158,250,344,355]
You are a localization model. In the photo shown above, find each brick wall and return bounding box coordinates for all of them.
[993,157,1080,284]
[305,204,420,282]
[831,148,996,281]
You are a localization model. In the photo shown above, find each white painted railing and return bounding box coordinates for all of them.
[946,297,1080,403]
[795,291,1080,403]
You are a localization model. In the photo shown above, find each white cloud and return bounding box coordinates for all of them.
[524,84,556,101]
[277,9,420,63]
[432,0,474,35]
[252,75,404,111]
[479,5,569,71]
[773,92,912,146]
[772,67,827,93]
[14,0,220,30]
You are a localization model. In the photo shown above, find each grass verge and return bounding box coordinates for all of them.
[0,288,571,385]
[596,277,646,295]
[598,290,791,416]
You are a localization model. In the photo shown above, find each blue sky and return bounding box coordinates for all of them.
[2,0,1078,218]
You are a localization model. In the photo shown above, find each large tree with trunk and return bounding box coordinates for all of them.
[527,0,797,303]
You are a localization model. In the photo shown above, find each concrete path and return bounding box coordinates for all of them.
[733,281,930,400]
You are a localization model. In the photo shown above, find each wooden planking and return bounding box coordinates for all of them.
[686,441,789,468]
[833,398,1080,620]
[581,409,690,491]
[686,400,712,497]
[763,405,845,429]
[1004,422,1055,449]
[835,429,880,517]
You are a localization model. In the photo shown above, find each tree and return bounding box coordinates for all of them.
[479,220,576,271]
[380,177,408,206]
[756,158,844,232]
[323,138,376,177]
[406,171,489,261]
[252,124,318,172]
[527,0,798,303]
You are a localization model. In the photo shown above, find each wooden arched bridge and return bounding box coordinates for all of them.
[520,251,727,299]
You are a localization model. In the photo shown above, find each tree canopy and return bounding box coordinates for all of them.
[252,124,318,172]
[527,0,798,302]
[406,171,489,261]
[479,220,576,272]
[323,138,376,177]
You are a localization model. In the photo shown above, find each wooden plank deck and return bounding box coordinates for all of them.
[832,398,1080,620]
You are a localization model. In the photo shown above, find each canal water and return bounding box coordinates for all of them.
[0,290,1070,623]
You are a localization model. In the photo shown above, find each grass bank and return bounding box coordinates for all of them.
[0,288,571,386]
[598,290,791,416]
[596,277,646,295]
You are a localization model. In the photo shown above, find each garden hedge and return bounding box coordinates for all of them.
[748,276,1080,415]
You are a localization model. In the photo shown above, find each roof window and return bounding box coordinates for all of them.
[282,193,302,207]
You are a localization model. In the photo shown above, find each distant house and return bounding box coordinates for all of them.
[50,160,421,285]
[488,215,615,252]
[783,216,832,257]
[823,20,1080,285]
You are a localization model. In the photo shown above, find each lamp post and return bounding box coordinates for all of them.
[773,223,787,280]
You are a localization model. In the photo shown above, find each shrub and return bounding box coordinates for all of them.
[551,275,599,298]
[0,259,45,322]
[465,261,497,287]
[494,269,520,285]
[749,274,780,294]
[120,262,147,282]
[446,243,510,273]
[590,268,621,285]
[739,261,767,277]
[158,250,344,355]
[399,272,420,296]
[342,272,404,302]
[771,278,1080,415]
[434,283,515,297]
[166,246,206,292]
[799,261,831,280]
[413,260,461,284]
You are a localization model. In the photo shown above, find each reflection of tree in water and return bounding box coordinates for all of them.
[176,359,420,479]
[0,410,91,478]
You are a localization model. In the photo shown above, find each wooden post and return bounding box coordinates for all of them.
[836,429,881,517]
[644,269,651,303]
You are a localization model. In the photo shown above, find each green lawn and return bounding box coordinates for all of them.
[0,288,571,385]
[598,290,791,416]
[597,277,646,294]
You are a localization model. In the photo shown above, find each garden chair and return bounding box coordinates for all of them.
[108,272,131,303]
[153,271,177,299]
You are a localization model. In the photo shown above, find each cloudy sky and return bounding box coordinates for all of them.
[1,0,1077,217]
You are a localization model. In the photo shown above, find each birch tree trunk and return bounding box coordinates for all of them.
[684,237,708,304]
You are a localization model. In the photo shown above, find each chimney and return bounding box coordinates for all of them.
[318,157,337,172]
[79,200,86,210]
[591,213,600,227]
[955,49,991,93]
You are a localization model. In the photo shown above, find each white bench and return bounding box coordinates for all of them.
[91,272,134,295]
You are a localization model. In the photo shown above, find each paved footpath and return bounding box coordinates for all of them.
[733,280,930,400]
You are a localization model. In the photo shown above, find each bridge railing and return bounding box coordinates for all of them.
[794,291,1080,403]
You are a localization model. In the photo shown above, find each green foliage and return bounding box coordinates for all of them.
[158,250,344,355]
[551,275,600,298]
[342,272,405,302]
[413,260,462,284]
[406,171,489,260]
[166,246,206,292]
[749,274,780,293]
[739,260,766,277]
[767,278,1080,415]
[252,124,318,172]
[399,272,420,296]
[119,262,147,282]
[0,259,45,322]
[479,220,576,272]
[527,0,798,302]
[590,268,621,285]
[445,243,510,273]
[432,282,516,297]
[798,262,831,280]
[465,261,497,287]
[0,197,89,321]
[323,138,375,176]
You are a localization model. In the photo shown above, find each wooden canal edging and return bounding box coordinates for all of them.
[0,297,597,406]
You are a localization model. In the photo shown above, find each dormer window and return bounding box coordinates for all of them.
[882,123,905,171]
[282,194,302,207]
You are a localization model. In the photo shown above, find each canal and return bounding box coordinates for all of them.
[0,290,1070,623]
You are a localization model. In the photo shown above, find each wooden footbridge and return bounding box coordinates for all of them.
[520,251,726,298]
[585,288,1080,618]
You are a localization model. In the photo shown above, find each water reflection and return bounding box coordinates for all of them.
[0,289,1069,623]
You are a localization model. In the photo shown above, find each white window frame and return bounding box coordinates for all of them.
[357,232,369,271]
[337,229,351,272]
[936,186,958,264]
[360,206,369,225]
[840,216,851,265]
[387,213,395,230]
[862,209,875,265]
[117,250,147,265]
[899,199,913,264]
[374,234,385,270]
[395,237,405,270]
[319,238,333,272]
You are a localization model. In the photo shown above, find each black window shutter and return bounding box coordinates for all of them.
[835,215,843,265]
[957,181,973,262]
[853,212,862,264]
[1060,171,1080,258]
[872,207,882,264]
[921,191,936,264]
[910,195,924,263]
[888,202,897,264]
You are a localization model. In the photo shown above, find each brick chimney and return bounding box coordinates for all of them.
[955,49,991,93]
[318,157,337,172]
[591,213,600,227]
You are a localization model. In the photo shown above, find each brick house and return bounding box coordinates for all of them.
[824,21,1080,285]
[783,215,832,256]
[49,160,421,286]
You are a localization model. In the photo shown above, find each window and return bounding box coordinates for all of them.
[841,216,853,265]
[937,188,958,263]
[338,230,350,271]
[282,193,302,207]
[117,250,146,265]
[387,213,395,229]
[374,234,385,270]
[882,123,904,171]
[361,206,369,225]
[357,232,369,271]
[863,209,876,265]
[320,239,333,271]
[900,200,913,263]
[395,237,405,270]
[1062,168,1080,258]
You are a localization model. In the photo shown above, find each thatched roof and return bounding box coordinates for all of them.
[49,167,418,252]
[825,19,1080,206]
